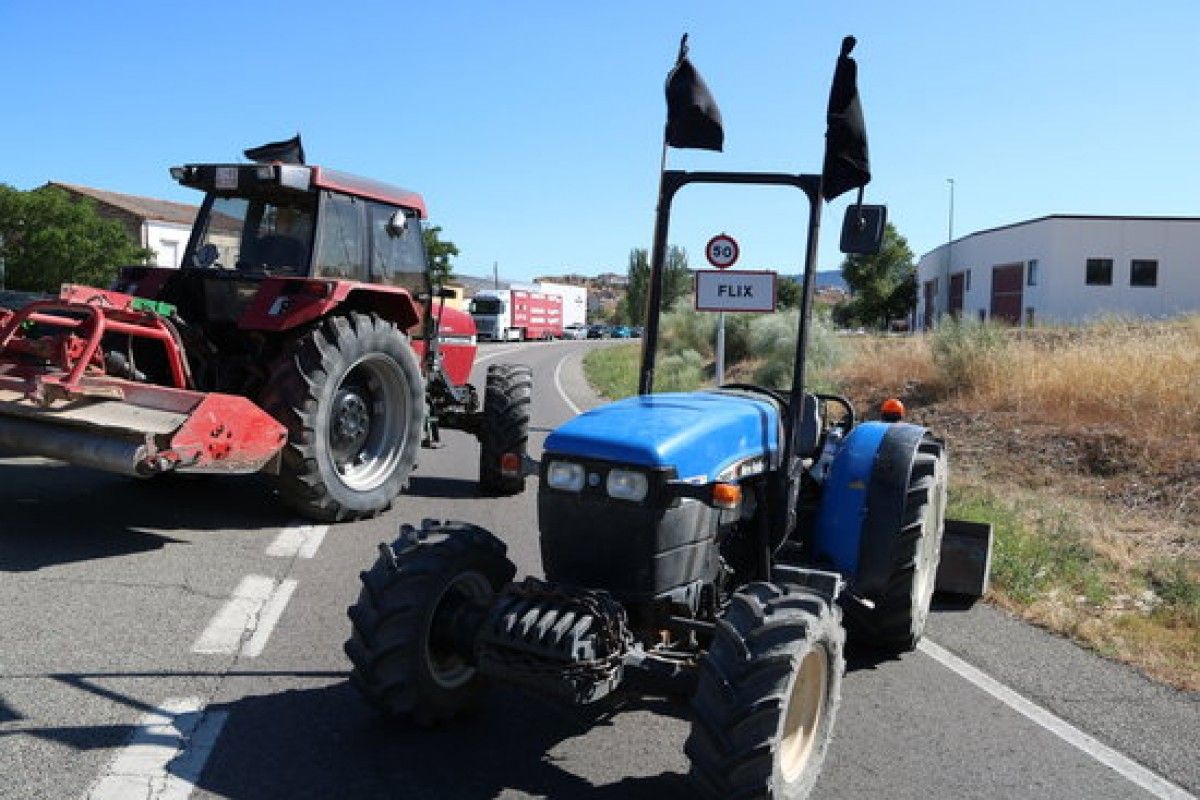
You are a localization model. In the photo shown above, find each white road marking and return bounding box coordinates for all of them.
[265,524,329,559]
[192,575,295,657]
[241,578,299,657]
[84,697,228,800]
[553,351,582,415]
[919,639,1197,800]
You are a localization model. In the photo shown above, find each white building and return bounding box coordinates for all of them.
[916,215,1200,329]
[47,183,197,268]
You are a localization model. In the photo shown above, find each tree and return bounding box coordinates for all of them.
[422,225,459,287]
[838,222,916,329]
[0,184,151,293]
[776,276,802,310]
[619,245,692,325]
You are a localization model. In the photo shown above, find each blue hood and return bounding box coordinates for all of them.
[544,392,780,482]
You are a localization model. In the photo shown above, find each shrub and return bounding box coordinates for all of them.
[930,317,1009,393]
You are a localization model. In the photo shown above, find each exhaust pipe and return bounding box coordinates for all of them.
[0,414,150,477]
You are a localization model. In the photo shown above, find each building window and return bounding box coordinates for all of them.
[1027,259,1039,286]
[965,269,972,291]
[1026,307,1035,327]
[1085,258,1113,286]
[1130,259,1158,287]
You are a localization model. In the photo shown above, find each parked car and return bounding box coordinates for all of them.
[611,325,632,338]
[563,323,588,340]
[586,324,611,339]
[630,326,643,338]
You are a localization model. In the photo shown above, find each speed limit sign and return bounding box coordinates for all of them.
[705,233,740,269]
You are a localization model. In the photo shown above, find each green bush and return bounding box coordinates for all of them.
[751,311,845,392]
[656,349,705,393]
[930,317,1009,392]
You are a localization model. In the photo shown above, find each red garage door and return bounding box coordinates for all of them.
[990,263,1023,325]
[949,272,965,319]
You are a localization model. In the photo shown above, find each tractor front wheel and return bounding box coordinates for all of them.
[478,363,532,495]
[345,520,516,724]
[686,582,845,800]
[262,312,425,522]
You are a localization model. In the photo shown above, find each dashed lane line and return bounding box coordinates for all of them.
[265,523,329,559]
[919,639,1196,800]
[191,575,297,657]
[240,578,299,657]
[83,697,228,800]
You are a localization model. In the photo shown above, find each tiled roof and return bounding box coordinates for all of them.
[46,182,198,226]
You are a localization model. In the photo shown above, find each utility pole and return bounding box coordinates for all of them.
[944,177,955,324]
[493,261,499,290]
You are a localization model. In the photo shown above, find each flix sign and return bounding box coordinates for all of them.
[695,270,777,313]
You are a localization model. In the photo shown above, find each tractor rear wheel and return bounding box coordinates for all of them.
[262,312,425,522]
[686,583,845,800]
[844,434,948,653]
[345,520,516,724]
[478,363,532,495]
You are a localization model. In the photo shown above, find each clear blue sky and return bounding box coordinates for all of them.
[2,2,1197,283]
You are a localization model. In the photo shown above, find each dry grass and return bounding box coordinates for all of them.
[837,317,1200,470]
[837,316,1200,689]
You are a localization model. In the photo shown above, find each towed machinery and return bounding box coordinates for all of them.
[345,38,991,798]
[0,156,532,521]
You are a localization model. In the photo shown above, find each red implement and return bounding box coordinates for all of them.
[0,286,287,476]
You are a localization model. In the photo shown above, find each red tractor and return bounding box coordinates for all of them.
[0,160,531,521]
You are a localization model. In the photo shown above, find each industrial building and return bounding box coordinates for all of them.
[916,215,1200,329]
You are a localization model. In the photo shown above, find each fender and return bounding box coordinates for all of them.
[811,421,928,596]
[238,278,421,333]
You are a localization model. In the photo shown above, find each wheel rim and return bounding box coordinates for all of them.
[779,645,829,783]
[325,353,409,491]
[425,572,493,689]
[912,460,947,622]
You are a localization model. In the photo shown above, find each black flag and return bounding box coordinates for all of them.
[821,36,870,201]
[665,35,724,151]
[244,134,306,165]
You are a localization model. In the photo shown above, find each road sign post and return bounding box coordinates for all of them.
[704,234,740,384]
[694,267,777,385]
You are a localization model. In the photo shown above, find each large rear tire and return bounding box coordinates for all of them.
[345,520,516,725]
[261,312,425,522]
[844,434,948,653]
[686,583,846,800]
[478,363,532,496]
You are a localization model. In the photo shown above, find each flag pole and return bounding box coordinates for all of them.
[638,35,688,396]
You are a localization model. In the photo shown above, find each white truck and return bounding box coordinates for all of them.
[469,282,588,342]
[535,282,587,329]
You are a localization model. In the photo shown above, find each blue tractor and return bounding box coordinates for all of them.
[345,37,987,799]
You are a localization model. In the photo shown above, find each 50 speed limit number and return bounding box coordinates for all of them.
[705,233,739,269]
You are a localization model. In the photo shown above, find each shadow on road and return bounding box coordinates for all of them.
[405,475,482,500]
[7,671,690,799]
[0,461,292,571]
[199,682,691,800]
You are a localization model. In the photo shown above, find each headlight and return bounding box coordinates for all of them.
[546,460,585,492]
[606,469,649,502]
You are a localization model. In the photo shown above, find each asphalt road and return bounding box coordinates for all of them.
[0,338,1196,800]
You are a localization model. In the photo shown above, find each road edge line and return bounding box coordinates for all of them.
[919,639,1196,800]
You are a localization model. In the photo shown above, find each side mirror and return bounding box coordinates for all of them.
[386,210,408,238]
[839,204,887,255]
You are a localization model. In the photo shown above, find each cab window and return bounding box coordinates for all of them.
[314,191,366,280]
[368,201,428,296]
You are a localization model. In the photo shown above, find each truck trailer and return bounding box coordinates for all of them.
[469,288,563,341]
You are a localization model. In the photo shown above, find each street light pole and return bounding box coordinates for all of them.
[944,178,955,323]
